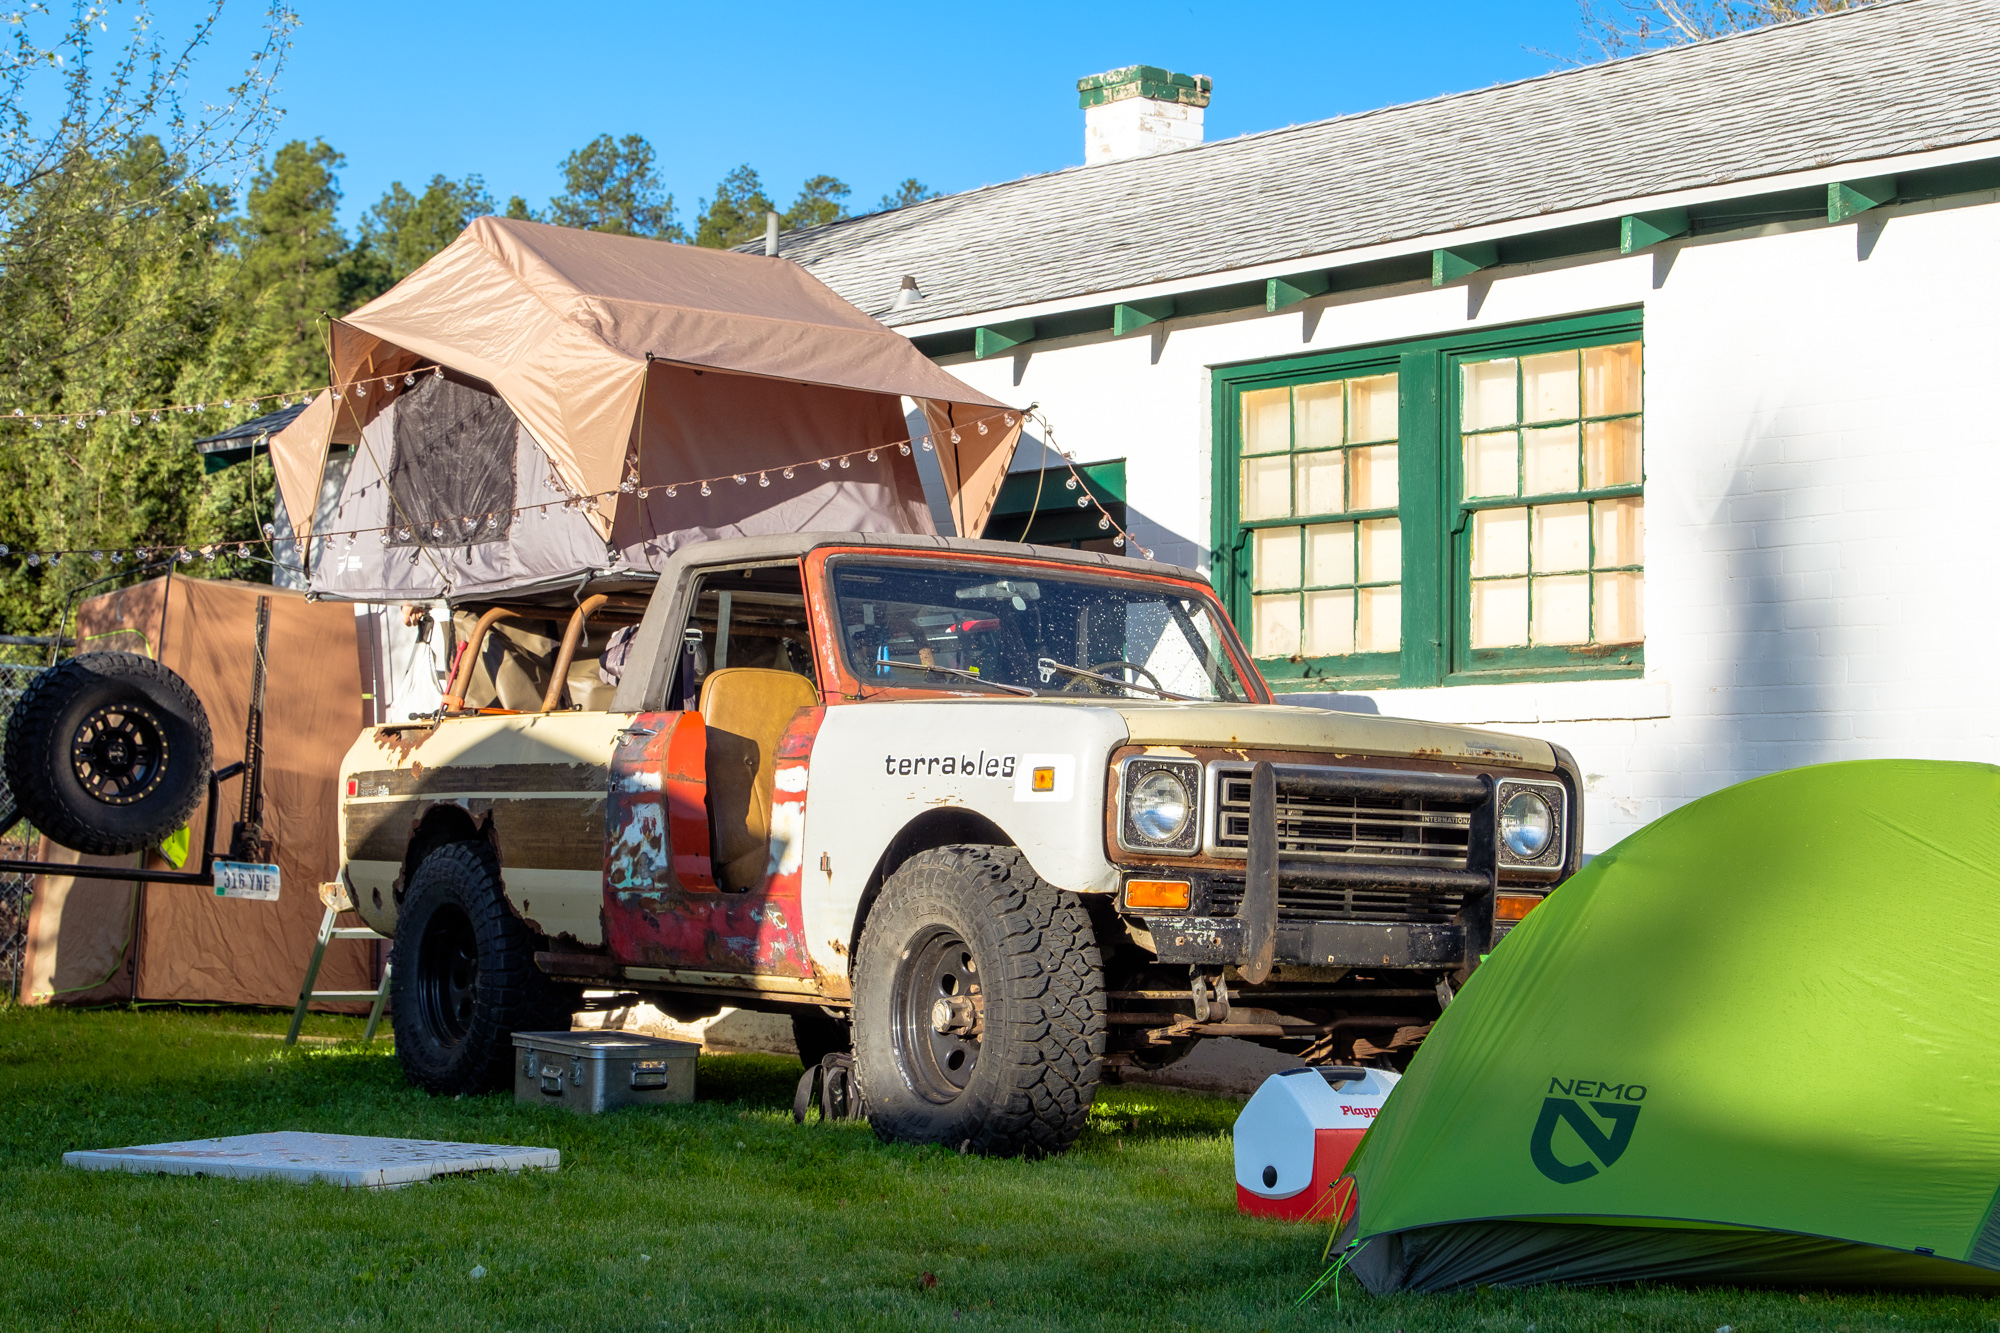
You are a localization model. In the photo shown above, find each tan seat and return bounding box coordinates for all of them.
[698,667,819,891]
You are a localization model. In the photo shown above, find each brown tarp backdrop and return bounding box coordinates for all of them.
[18,576,374,1008]
[270,218,1023,602]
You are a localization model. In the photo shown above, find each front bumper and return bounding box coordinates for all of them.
[1147,917,1471,969]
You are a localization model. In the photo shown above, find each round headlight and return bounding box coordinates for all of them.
[1129,770,1192,843]
[1500,789,1555,859]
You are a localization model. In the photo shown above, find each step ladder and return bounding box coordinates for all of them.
[286,880,392,1046]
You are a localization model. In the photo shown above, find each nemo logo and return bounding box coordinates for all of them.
[1530,1078,1645,1184]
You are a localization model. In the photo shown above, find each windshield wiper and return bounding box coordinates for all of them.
[1036,657,1194,702]
[877,660,1037,697]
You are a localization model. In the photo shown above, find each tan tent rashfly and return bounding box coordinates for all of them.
[270,219,1022,602]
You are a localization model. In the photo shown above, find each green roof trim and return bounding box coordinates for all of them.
[974,320,1035,360]
[1077,66,1212,110]
[1265,273,1329,312]
[1619,207,1690,253]
[1432,242,1498,286]
[1113,298,1174,337]
[1829,174,1898,222]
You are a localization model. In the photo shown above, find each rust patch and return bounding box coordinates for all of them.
[811,959,852,1001]
[826,937,847,958]
[376,725,435,762]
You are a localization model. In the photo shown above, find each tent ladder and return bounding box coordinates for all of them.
[286,879,391,1046]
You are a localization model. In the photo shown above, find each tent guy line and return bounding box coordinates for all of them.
[0,406,1155,575]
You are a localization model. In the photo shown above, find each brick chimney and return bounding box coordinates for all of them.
[1078,65,1211,165]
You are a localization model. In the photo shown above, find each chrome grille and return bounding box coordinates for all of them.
[1211,768,1474,867]
[1207,876,1467,925]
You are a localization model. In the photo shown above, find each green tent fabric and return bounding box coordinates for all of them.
[1343,759,2000,1292]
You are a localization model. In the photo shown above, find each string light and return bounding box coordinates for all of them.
[2,407,1043,570]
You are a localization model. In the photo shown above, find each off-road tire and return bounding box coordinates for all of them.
[3,652,211,857]
[792,1006,852,1070]
[852,845,1105,1157]
[391,841,578,1094]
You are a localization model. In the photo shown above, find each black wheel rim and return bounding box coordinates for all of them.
[890,926,983,1104]
[69,703,167,806]
[416,904,478,1047]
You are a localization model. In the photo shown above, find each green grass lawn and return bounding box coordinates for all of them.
[0,1006,1991,1332]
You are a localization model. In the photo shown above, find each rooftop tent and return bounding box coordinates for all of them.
[270,218,1022,602]
[1341,759,2000,1293]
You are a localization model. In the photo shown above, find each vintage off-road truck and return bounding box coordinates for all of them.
[338,532,1580,1156]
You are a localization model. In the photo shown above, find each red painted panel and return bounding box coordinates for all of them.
[601,707,820,979]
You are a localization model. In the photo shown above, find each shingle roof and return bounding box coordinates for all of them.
[771,0,2000,326]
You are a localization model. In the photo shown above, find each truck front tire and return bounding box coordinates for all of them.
[852,846,1105,1157]
[390,841,577,1094]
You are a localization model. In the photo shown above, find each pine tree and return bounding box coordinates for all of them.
[876,178,940,212]
[356,174,496,283]
[781,175,851,231]
[548,135,685,240]
[694,164,775,249]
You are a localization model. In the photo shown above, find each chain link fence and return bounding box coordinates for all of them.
[0,663,42,999]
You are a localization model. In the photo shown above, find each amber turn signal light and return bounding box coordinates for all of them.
[1125,879,1191,910]
[1495,892,1544,922]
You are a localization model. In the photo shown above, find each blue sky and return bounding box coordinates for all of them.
[242,0,1589,228]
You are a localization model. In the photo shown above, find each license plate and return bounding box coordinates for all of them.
[213,861,281,900]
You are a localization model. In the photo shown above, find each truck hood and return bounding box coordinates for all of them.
[1112,701,1554,770]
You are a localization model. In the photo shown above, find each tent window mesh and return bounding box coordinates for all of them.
[386,376,518,548]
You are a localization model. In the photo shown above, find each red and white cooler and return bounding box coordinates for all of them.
[1233,1065,1401,1221]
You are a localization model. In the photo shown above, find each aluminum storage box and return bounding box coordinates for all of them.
[511,1031,698,1113]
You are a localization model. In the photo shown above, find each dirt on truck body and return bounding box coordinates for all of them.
[340,531,1581,1156]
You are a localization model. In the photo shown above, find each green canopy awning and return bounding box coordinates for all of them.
[1345,759,2000,1292]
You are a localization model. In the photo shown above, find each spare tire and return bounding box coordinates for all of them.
[3,652,212,856]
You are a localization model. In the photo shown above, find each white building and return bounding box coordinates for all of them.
[768,1,2000,856]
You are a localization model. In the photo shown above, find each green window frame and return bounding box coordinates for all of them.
[1211,308,1644,690]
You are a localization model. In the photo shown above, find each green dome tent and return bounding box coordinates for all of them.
[1342,759,2000,1292]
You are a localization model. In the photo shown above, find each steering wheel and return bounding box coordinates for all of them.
[1061,660,1165,695]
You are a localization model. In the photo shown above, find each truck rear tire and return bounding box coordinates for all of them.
[390,841,577,1095]
[851,845,1105,1158]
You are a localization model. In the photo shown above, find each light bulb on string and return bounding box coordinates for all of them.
[1065,476,1077,490]
[1098,516,1110,530]
[977,420,988,435]
[782,467,794,480]
[405,374,415,387]
[353,383,365,398]
[1003,413,1015,426]
[25,554,37,567]
[1114,535,1126,548]
[1077,496,1089,508]
[665,486,677,498]
[898,443,910,456]
[950,430,961,444]
[838,457,851,469]
[818,459,831,470]
[432,366,444,379]
[921,439,933,451]
[699,482,711,496]
[758,472,769,488]
[866,450,878,462]
[732,474,746,486]
[260,523,275,539]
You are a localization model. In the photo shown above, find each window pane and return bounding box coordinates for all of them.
[1252,526,1301,591]
[1294,382,1344,451]
[1592,497,1644,568]
[1584,418,1643,488]
[1532,502,1590,573]
[1522,424,1580,496]
[1583,342,1642,417]
[1358,517,1400,584]
[1306,522,1355,587]
[1295,451,1344,517]
[1304,589,1356,656]
[1243,387,1291,455]
[1461,358,1518,431]
[1594,570,1644,643]
[1351,444,1399,510]
[1349,374,1399,442]
[1521,351,1580,423]
[1464,431,1519,498]
[1241,454,1291,520]
[1472,507,1529,578]
[1357,586,1401,653]
[1531,574,1591,645]
[1252,593,1300,658]
[1471,578,1528,648]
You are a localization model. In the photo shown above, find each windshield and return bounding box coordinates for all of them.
[828,558,1252,701]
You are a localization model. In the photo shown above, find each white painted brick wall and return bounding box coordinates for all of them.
[937,193,2000,854]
